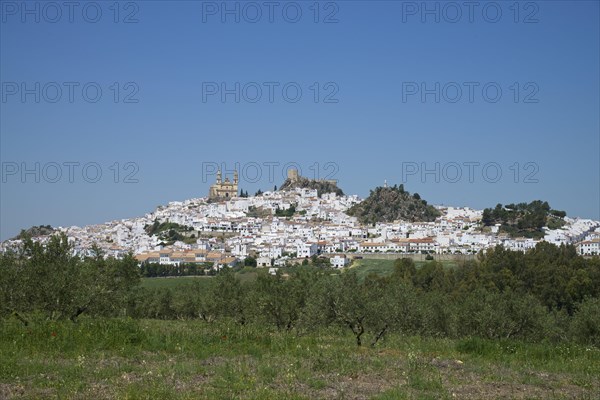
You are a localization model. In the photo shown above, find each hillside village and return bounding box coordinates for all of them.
[2,171,599,271]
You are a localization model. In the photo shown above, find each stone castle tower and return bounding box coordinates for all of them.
[209,170,238,200]
[287,168,336,185]
[287,168,299,182]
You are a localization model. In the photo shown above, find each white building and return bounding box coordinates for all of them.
[577,239,600,256]
[331,255,349,269]
[297,243,318,258]
[260,246,283,259]
[502,238,538,251]
[256,256,272,267]
[232,243,248,257]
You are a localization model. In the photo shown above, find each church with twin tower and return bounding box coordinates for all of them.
[208,170,238,200]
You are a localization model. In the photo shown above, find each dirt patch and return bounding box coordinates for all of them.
[72,382,116,400]
[432,361,589,400]
[171,374,212,393]
[0,383,26,399]
[449,381,585,400]
[199,356,229,367]
[328,373,399,400]
[0,385,55,400]
[430,357,465,370]
[276,372,400,400]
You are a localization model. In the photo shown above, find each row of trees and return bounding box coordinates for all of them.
[129,243,600,346]
[396,243,600,314]
[1,236,599,347]
[129,264,600,347]
[0,235,139,323]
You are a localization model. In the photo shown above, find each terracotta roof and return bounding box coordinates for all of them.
[409,238,434,243]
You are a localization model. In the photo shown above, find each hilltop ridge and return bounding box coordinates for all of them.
[345,184,441,224]
[278,169,344,197]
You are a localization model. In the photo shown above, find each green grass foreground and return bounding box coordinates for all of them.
[1,317,599,399]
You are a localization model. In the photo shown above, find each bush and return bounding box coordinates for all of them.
[457,289,550,341]
[570,297,600,347]
[420,292,457,338]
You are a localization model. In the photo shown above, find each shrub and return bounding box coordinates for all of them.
[570,297,600,347]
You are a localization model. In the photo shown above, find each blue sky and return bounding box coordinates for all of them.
[1,0,599,240]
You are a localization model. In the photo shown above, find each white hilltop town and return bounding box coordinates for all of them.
[2,169,599,272]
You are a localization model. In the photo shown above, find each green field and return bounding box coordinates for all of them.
[1,317,598,399]
[140,259,458,290]
[349,258,397,279]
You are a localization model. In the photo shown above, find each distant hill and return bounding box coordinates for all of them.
[482,201,566,239]
[13,225,55,240]
[345,185,441,224]
[279,176,344,197]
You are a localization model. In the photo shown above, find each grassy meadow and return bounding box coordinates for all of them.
[1,317,599,399]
